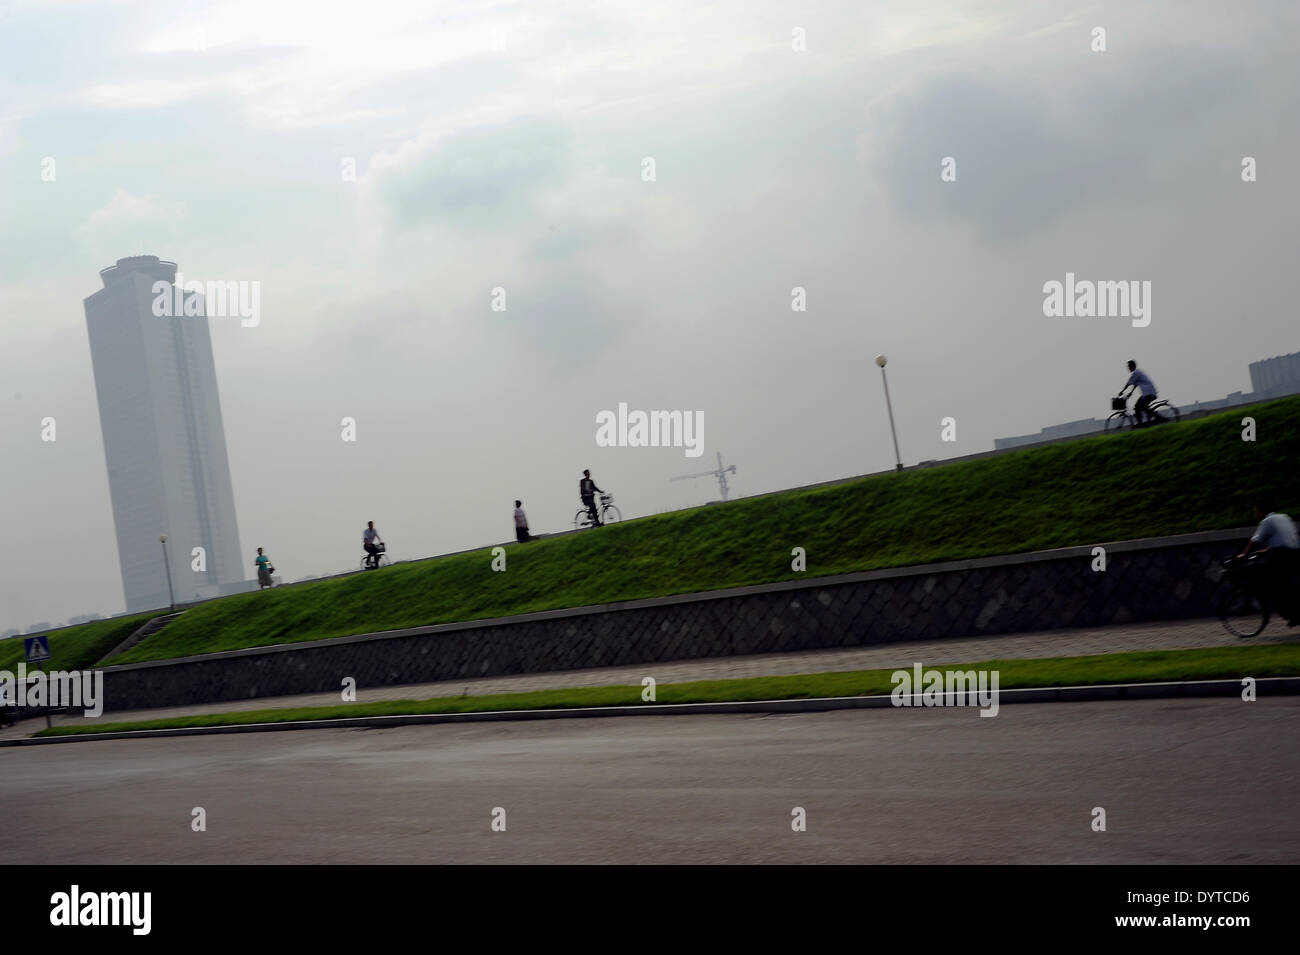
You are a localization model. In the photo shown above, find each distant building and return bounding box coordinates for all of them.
[1249,351,1300,398]
[1176,391,1248,416]
[994,351,1300,450]
[994,417,1107,450]
[84,256,249,612]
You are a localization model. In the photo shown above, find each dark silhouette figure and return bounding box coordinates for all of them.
[363,521,384,569]
[579,469,604,526]
[514,500,531,542]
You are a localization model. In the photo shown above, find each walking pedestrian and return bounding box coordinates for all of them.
[255,547,275,589]
[514,500,531,542]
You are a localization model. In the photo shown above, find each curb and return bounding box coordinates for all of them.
[2,677,1295,746]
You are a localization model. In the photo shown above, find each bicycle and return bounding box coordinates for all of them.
[361,542,390,570]
[1104,394,1180,432]
[574,492,621,529]
[1215,553,1298,638]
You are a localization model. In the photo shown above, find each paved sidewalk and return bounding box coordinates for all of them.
[1,616,1291,739]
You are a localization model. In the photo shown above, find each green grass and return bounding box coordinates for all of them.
[75,394,1300,665]
[0,614,154,673]
[33,644,1300,737]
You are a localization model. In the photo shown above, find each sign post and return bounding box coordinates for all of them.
[23,635,50,664]
[23,636,52,728]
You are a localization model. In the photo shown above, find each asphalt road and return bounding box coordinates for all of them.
[3,698,1297,864]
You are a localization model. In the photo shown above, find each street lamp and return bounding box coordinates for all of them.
[876,354,903,471]
[159,534,176,612]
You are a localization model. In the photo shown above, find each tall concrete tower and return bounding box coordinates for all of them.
[84,256,246,612]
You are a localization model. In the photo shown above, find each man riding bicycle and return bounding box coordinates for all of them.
[362,521,385,569]
[1119,360,1158,426]
[1236,493,1300,625]
[579,469,604,527]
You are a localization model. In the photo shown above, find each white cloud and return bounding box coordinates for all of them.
[74,189,188,250]
[81,188,186,230]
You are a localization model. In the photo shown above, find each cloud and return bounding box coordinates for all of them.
[366,114,576,232]
[71,189,188,257]
[526,219,636,262]
[80,188,187,231]
[862,43,1265,243]
[496,267,639,370]
[862,70,1132,242]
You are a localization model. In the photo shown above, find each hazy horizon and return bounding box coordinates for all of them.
[3,0,1298,631]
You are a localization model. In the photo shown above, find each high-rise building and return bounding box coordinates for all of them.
[84,255,247,612]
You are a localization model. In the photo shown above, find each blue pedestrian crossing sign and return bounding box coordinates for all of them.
[24,636,50,663]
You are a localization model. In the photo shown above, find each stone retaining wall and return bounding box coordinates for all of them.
[96,528,1250,712]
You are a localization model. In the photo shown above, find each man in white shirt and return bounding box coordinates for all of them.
[1120,360,1158,426]
[513,500,531,543]
[362,521,384,569]
[1239,494,1299,624]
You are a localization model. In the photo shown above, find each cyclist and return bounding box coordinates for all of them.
[579,469,605,527]
[362,521,385,569]
[1237,494,1300,624]
[1118,360,1158,426]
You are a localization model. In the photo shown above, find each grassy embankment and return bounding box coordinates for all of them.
[25,394,1300,667]
[0,614,154,673]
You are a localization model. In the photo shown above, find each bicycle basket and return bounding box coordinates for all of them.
[600,492,614,503]
[1111,397,1127,411]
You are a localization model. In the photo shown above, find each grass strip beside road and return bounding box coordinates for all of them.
[35,643,1300,737]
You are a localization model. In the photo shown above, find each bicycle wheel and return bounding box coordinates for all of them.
[1218,583,1269,638]
[377,553,390,568]
[1104,411,1131,433]
[574,509,589,530]
[601,505,622,524]
[1151,401,1180,425]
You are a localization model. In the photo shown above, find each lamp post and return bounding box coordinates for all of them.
[159,534,175,612]
[876,354,903,471]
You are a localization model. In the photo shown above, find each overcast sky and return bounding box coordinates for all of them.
[2,0,1297,631]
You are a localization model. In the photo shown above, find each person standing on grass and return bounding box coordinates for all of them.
[254,547,274,589]
[513,500,531,542]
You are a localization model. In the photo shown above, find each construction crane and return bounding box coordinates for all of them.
[671,452,737,502]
